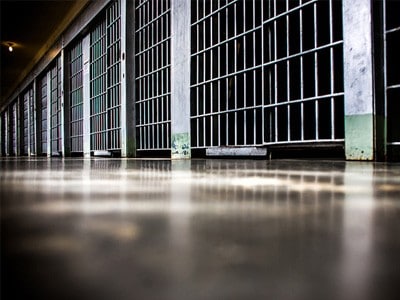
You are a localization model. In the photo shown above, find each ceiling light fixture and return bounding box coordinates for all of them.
[2,41,17,52]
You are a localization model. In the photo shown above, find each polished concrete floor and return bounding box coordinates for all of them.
[1,158,400,300]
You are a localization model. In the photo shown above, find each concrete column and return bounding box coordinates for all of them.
[343,0,378,160]
[120,0,136,157]
[82,34,91,158]
[170,0,191,159]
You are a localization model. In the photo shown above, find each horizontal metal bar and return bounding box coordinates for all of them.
[135,9,170,33]
[137,147,171,151]
[263,139,344,146]
[386,26,400,34]
[387,84,400,90]
[135,0,150,11]
[136,64,171,80]
[135,37,171,57]
[136,120,170,127]
[191,0,238,26]
[136,92,171,104]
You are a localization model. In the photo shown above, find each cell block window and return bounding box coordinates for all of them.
[50,57,62,154]
[38,75,48,154]
[69,40,84,153]
[190,0,343,149]
[90,0,121,152]
[384,0,400,145]
[22,88,35,155]
[135,0,171,151]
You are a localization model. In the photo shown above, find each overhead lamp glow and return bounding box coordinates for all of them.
[8,46,13,52]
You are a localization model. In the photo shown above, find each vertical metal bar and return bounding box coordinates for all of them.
[274,0,278,143]
[196,1,199,148]
[217,1,221,146]
[383,0,387,144]
[226,3,229,145]
[243,1,247,146]
[286,0,291,142]
[234,1,237,146]
[203,2,206,147]
[210,7,214,147]
[253,0,256,145]
[300,0,304,141]
[314,1,319,140]
[329,0,335,139]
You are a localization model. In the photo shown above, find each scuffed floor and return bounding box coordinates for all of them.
[1,158,400,300]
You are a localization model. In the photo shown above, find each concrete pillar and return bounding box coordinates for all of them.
[170,0,191,159]
[82,34,91,158]
[120,0,136,157]
[343,0,380,160]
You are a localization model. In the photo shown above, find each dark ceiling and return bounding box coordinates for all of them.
[0,0,76,108]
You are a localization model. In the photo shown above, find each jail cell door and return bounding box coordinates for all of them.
[190,0,344,152]
[384,0,400,152]
[69,40,84,153]
[22,88,36,155]
[1,112,7,156]
[263,0,344,147]
[90,0,121,153]
[135,0,171,152]
[9,102,17,155]
[191,0,264,150]
[50,57,62,155]
[38,75,48,155]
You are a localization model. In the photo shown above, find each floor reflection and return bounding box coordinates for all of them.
[1,158,399,300]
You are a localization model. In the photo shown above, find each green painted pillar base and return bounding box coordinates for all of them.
[171,132,191,159]
[345,114,374,160]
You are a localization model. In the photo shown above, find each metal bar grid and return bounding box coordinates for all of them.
[69,40,84,152]
[50,57,62,154]
[22,88,36,155]
[38,75,48,154]
[89,0,122,152]
[383,0,400,145]
[23,90,29,155]
[265,0,344,144]
[135,0,171,151]
[1,111,7,155]
[10,101,17,155]
[106,0,122,151]
[190,0,344,149]
[90,16,108,151]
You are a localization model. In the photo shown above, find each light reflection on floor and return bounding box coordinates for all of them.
[1,158,400,300]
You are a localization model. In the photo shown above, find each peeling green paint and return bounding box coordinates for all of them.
[126,137,136,158]
[171,132,190,159]
[345,114,374,160]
